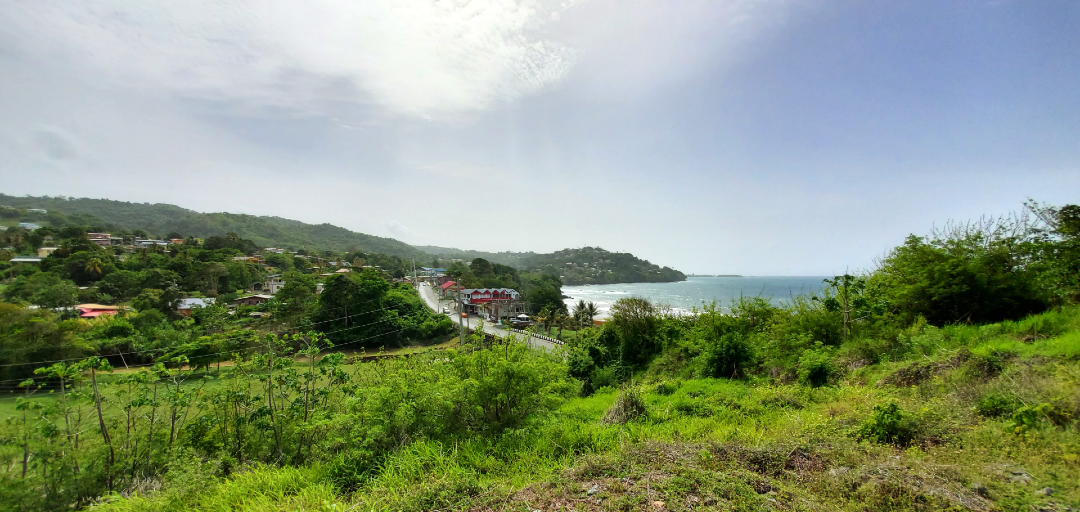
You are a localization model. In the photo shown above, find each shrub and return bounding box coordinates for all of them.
[859,403,919,446]
[699,333,755,379]
[975,393,1017,418]
[797,345,835,387]
[1010,401,1074,434]
[654,381,680,396]
[602,387,647,425]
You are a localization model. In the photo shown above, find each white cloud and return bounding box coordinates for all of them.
[386,220,414,239]
[1,0,576,118]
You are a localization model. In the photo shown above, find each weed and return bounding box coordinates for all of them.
[602,387,647,425]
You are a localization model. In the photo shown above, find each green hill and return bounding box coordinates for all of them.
[2,195,687,283]
[0,194,426,258]
[521,246,686,285]
[423,245,686,285]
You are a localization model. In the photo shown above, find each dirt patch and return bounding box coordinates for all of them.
[880,350,970,387]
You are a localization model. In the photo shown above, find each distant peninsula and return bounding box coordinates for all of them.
[687,274,743,277]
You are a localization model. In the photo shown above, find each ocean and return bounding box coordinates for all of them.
[562,276,829,318]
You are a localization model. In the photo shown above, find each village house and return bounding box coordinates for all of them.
[37,247,58,258]
[236,294,274,307]
[87,233,121,247]
[176,297,215,317]
[76,303,120,318]
[264,274,286,294]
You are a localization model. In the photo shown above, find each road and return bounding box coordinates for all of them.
[417,283,560,351]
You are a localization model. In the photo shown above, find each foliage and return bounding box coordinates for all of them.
[699,333,754,379]
[600,387,647,425]
[797,344,835,387]
[858,402,919,446]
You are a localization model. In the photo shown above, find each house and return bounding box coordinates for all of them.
[457,288,525,320]
[236,294,274,307]
[18,223,40,230]
[76,303,120,318]
[27,208,47,214]
[334,268,351,274]
[87,233,115,247]
[439,280,458,297]
[37,247,58,258]
[264,274,286,294]
[232,255,264,264]
[9,257,42,264]
[135,239,169,248]
[177,297,215,317]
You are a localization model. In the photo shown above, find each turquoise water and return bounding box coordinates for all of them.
[562,276,829,317]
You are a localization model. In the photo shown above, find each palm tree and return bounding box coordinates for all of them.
[535,306,553,334]
[585,301,600,326]
[84,257,104,278]
[554,310,574,340]
[571,299,588,327]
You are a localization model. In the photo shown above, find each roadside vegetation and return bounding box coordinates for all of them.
[1,201,1078,511]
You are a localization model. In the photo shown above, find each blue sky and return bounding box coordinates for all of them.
[1,0,1077,275]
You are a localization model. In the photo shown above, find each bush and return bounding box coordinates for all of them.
[602,387,647,425]
[699,333,754,379]
[858,402,919,446]
[975,393,1017,418]
[797,344,835,387]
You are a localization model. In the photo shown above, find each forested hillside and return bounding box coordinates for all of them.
[428,246,686,285]
[0,194,425,258]
[522,246,686,285]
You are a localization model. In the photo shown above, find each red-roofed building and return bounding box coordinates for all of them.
[438,280,457,297]
[457,288,524,321]
[76,304,120,318]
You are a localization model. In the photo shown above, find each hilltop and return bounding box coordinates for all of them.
[0,194,427,258]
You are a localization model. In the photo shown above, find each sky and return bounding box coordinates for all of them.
[1,0,1078,275]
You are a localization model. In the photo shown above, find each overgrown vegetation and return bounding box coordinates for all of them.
[1,201,1079,511]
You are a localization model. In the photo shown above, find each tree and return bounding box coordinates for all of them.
[28,274,79,309]
[609,297,660,367]
[314,268,391,343]
[84,257,104,279]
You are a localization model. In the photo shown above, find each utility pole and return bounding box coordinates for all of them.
[457,281,466,346]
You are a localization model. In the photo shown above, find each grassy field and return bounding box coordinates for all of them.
[86,308,1080,511]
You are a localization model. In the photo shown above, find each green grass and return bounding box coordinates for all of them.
[33,308,1080,511]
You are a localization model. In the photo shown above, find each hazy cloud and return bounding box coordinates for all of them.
[2,0,577,119]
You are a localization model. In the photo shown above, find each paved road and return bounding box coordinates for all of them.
[417,283,559,351]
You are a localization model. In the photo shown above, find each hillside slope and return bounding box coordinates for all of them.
[0,194,426,258]
[421,246,686,285]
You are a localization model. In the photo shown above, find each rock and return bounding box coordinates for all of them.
[1038,487,1053,496]
[586,484,599,496]
[650,500,665,509]
[968,482,988,497]
[1009,470,1033,485]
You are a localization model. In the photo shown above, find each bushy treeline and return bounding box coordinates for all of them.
[564,202,1080,393]
[0,226,455,383]
[0,332,574,511]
